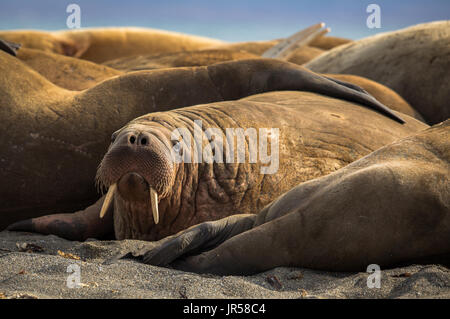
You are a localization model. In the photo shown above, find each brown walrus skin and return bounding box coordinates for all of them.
[213,40,326,65]
[142,120,449,275]
[309,35,352,50]
[16,48,122,91]
[107,51,421,121]
[0,30,82,56]
[0,28,224,63]
[8,91,427,241]
[1,52,409,231]
[211,35,352,64]
[306,21,450,125]
[102,49,259,72]
[0,28,347,66]
[10,38,421,121]
[325,74,425,122]
[214,35,351,54]
[104,53,421,121]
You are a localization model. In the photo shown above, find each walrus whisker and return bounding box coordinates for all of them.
[100,183,116,218]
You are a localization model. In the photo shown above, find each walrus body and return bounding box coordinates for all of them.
[212,35,351,65]
[0,28,224,63]
[309,35,352,50]
[4,28,419,121]
[325,74,424,121]
[1,53,409,230]
[11,47,426,122]
[143,120,449,275]
[8,91,426,241]
[0,30,80,56]
[102,51,420,120]
[103,49,259,72]
[306,21,450,124]
[212,40,326,65]
[16,48,121,90]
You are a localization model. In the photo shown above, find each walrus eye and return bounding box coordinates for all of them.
[172,141,183,156]
[110,133,117,143]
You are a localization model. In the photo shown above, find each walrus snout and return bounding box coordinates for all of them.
[96,127,175,224]
[97,129,174,191]
[117,172,149,202]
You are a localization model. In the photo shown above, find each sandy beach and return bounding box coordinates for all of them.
[1,231,448,299]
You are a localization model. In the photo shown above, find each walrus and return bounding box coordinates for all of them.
[9,44,424,122]
[101,23,330,70]
[102,47,321,71]
[102,49,259,72]
[211,34,351,64]
[16,47,121,91]
[0,27,224,63]
[0,30,82,56]
[6,23,329,91]
[309,35,352,50]
[141,120,449,275]
[212,40,325,65]
[306,21,450,125]
[324,74,425,122]
[102,50,421,121]
[7,91,426,241]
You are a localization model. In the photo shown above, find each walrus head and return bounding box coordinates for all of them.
[96,122,176,232]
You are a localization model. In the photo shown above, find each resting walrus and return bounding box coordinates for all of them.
[306,21,450,125]
[16,47,121,91]
[12,45,420,121]
[3,49,417,230]
[8,91,426,241]
[141,120,450,274]
[0,27,224,62]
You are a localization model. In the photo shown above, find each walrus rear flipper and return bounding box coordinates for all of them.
[207,59,405,124]
[323,75,369,95]
[305,69,406,124]
[0,39,21,56]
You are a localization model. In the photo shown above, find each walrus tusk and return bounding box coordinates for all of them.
[262,22,329,60]
[150,187,159,224]
[100,183,117,218]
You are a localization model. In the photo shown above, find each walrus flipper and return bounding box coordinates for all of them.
[7,196,114,241]
[143,214,256,266]
[208,59,405,124]
[308,70,406,124]
[0,39,21,56]
[323,75,369,95]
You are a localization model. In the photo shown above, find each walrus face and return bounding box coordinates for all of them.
[96,123,175,226]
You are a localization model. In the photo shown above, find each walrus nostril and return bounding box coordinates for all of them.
[140,137,148,145]
[129,135,136,144]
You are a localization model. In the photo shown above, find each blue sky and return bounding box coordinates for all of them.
[0,0,448,41]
